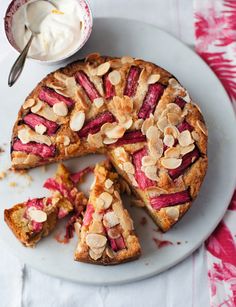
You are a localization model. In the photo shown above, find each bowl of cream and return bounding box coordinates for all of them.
[4,0,93,64]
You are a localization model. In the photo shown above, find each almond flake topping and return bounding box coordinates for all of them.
[167,113,181,126]
[123,161,135,174]
[106,247,115,258]
[23,98,35,110]
[132,118,144,130]
[147,74,160,84]
[94,97,104,108]
[35,124,47,135]
[87,132,103,148]
[89,250,103,260]
[103,137,118,145]
[141,155,157,166]
[161,157,182,169]
[18,127,51,146]
[28,209,47,223]
[53,102,68,116]
[86,233,107,249]
[164,125,179,138]
[178,130,194,147]
[141,117,154,135]
[148,138,163,159]
[180,143,195,155]
[121,56,134,64]
[157,116,169,132]
[196,120,208,136]
[56,135,70,146]
[146,126,160,141]
[70,111,85,132]
[121,118,133,129]
[99,192,113,209]
[163,134,175,147]
[164,147,181,158]
[113,147,128,162]
[105,179,113,189]
[192,131,200,141]
[144,165,159,181]
[166,207,179,221]
[108,70,121,85]
[103,211,119,228]
[105,125,125,139]
[107,228,120,239]
[96,62,111,76]
[31,100,43,113]
[37,104,58,122]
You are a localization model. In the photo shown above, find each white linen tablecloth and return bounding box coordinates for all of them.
[0,1,210,306]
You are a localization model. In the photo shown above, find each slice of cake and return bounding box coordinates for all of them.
[74,161,141,265]
[4,164,87,247]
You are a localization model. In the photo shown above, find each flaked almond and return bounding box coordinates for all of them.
[86,233,107,248]
[167,113,181,126]
[121,118,133,130]
[123,161,135,174]
[74,222,81,238]
[94,97,104,108]
[105,125,125,139]
[89,220,104,234]
[90,245,106,255]
[166,103,182,114]
[121,56,134,64]
[180,143,195,155]
[103,137,118,145]
[99,192,113,209]
[166,207,179,221]
[141,117,154,135]
[53,102,68,116]
[127,173,139,187]
[164,125,179,138]
[164,146,181,158]
[92,211,103,222]
[141,155,157,166]
[28,209,47,223]
[197,120,208,136]
[35,124,46,135]
[113,147,128,162]
[105,179,113,189]
[96,62,111,76]
[146,125,160,142]
[192,131,200,141]
[163,134,175,147]
[87,132,103,148]
[103,211,119,228]
[148,138,163,159]
[157,116,169,132]
[147,73,160,84]
[56,135,70,146]
[108,70,121,85]
[106,247,115,258]
[132,118,143,130]
[89,249,103,260]
[96,198,105,209]
[23,98,35,110]
[70,111,85,131]
[144,165,158,181]
[31,100,43,113]
[161,157,182,169]
[18,128,52,146]
[37,104,58,122]
[107,228,121,239]
[178,130,194,147]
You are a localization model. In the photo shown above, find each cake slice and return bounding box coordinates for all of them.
[4,164,87,247]
[74,161,141,265]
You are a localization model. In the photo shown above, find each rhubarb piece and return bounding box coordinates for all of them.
[133,147,155,190]
[175,96,186,109]
[113,130,146,146]
[78,111,115,138]
[75,70,100,102]
[23,113,58,135]
[39,86,74,108]
[43,178,74,204]
[104,73,115,99]
[178,121,194,132]
[70,166,93,184]
[150,190,191,210]
[13,140,56,159]
[124,66,141,97]
[138,83,165,119]
[74,161,141,265]
[168,148,200,179]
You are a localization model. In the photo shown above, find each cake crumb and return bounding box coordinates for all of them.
[140,217,147,226]
[153,237,173,249]
[0,147,4,154]
[0,171,6,180]
[177,241,181,245]
[9,182,17,187]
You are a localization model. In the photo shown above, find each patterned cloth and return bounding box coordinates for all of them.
[195,0,236,306]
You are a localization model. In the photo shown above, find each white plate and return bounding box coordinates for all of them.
[0,18,235,285]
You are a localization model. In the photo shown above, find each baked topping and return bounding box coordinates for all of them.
[103,73,115,99]
[114,130,146,146]
[13,140,56,158]
[75,71,101,102]
[23,113,58,136]
[124,66,141,97]
[39,86,74,108]
[108,70,121,85]
[70,111,85,132]
[150,190,191,210]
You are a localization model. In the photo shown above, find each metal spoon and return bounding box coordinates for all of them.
[8,0,57,87]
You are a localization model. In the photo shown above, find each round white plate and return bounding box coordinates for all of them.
[0,18,235,285]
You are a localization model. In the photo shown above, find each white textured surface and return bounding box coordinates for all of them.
[0,1,213,306]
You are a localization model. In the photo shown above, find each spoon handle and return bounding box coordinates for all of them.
[8,34,34,87]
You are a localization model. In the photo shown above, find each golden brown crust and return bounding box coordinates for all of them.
[74,161,141,265]
[10,54,208,232]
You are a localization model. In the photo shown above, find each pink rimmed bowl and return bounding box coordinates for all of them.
[4,0,93,64]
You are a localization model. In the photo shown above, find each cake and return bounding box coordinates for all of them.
[74,161,141,265]
[10,54,208,231]
[4,164,87,247]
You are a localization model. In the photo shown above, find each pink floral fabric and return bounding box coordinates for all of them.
[195,1,236,305]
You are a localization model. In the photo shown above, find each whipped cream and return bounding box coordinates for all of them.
[12,0,84,61]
